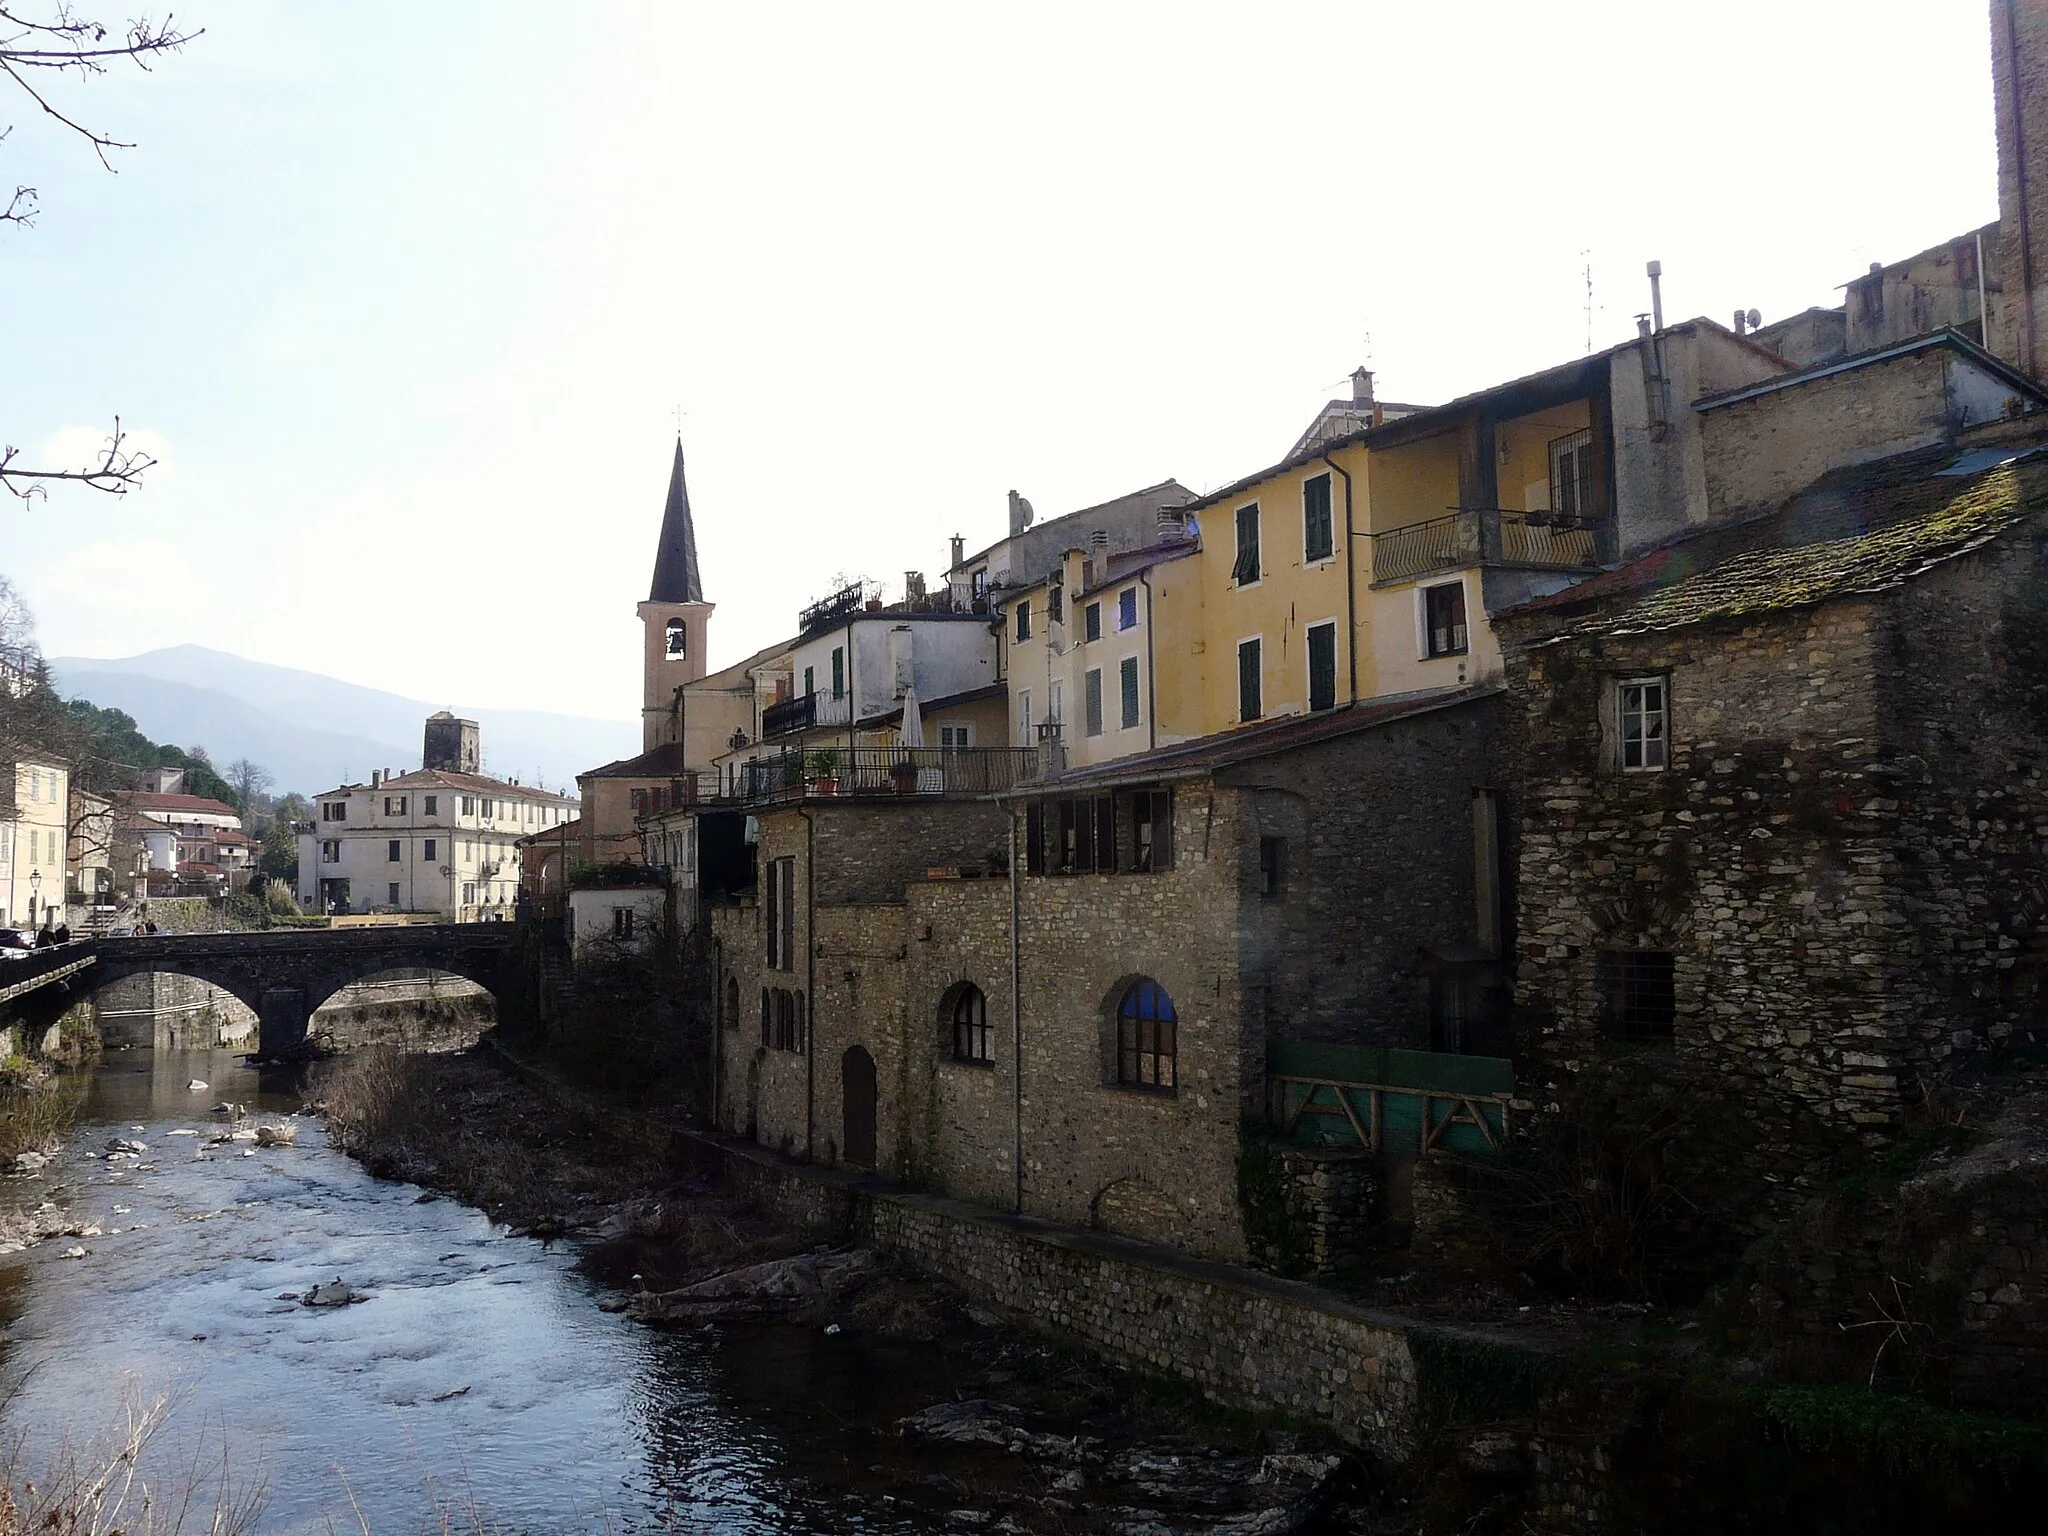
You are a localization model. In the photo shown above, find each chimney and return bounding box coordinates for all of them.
[371,769,382,788]
[1350,366,1375,406]
[949,533,964,569]
[1993,0,2048,373]
[1733,309,1747,336]
[1646,259,1664,332]
[1157,507,1184,543]
[1007,490,1036,537]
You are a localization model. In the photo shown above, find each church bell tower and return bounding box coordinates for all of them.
[638,436,713,750]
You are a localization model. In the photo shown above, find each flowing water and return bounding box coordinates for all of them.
[0,1049,1050,1534]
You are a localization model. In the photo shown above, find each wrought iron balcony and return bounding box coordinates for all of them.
[1371,508,1605,587]
[761,691,852,737]
[717,746,1039,806]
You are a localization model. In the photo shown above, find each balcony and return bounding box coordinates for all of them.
[761,691,852,737]
[719,746,1039,806]
[1371,509,1605,587]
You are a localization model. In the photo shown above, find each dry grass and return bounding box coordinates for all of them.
[0,1383,267,1536]
[0,1073,86,1165]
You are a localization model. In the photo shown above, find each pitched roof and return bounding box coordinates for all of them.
[316,769,574,802]
[649,436,705,604]
[951,479,1195,576]
[1502,442,2048,644]
[1691,328,2047,414]
[121,790,242,819]
[1024,684,1499,794]
[579,740,691,781]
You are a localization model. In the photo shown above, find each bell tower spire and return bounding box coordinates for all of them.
[637,435,714,751]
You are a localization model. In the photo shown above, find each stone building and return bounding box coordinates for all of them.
[704,686,1505,1264]
[1495,438,2048,1211]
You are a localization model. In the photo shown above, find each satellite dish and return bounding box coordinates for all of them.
[1746,308,1762,331]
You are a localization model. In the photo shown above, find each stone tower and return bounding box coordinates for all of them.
[422,711,480,774]
[637,436,713,750]
[1992,0,2048,374]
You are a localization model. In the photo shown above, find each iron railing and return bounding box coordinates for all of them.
[718,746,1039,806]
[761,691,852,737]
[1371,509,1603,586]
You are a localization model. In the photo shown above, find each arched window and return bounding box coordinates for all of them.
[949,983,992,1063]
[1115,978,1177,1091]
[724,974,739,1032]
[665,617,687,658]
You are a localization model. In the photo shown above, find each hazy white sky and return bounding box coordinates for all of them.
[0,1,2000,723]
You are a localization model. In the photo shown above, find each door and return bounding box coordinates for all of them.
[841,1044,877,1169]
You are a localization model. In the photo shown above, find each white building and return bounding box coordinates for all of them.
[296,714,576,920]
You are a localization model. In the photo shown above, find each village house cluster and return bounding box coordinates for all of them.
[520,11,2048,1267]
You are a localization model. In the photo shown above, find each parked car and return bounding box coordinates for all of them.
[0,929,36,960]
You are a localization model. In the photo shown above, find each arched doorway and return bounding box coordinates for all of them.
[841,1044,877,1169]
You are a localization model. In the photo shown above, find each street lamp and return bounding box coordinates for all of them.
[28,868,40,930]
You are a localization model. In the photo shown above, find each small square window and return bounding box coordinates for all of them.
[424,796,438,816]
[1118,589,1138,630]
[1617,677,1669,772]
[1598,950,1676,1040]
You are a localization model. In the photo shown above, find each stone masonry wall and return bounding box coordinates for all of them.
[1508,598,1905,1211]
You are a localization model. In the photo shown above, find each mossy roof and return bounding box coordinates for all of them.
[1507,443,2048,643]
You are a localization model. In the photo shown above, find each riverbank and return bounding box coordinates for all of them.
[314,1042,1422,1534]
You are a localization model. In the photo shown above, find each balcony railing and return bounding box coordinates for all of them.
[718,746,1039,806]
[760,691,852,737]
[1371,509,1604,587]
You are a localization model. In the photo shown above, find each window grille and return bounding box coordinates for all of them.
[1598,950,1676,1040]
[1548,428,1595,523]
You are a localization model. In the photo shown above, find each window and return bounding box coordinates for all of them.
[725,975,740,1032]
[1048,583,1063,623]
[1115,979,1177,1091]
[383,795,407,815]
[423,838,437,861]
[1232,504,1261,585]
[1237,637,1262,722]
[481,798,495,818]
[830,647,845,699]
[939,723,972,750]
[463,882,475,904]
[1048,678,1064,725]
[1617,677,1669,772]
[322,801,346,822]
[803,664,815,698]
[387,839,401,862]
[1131,789,1173,872]
[1599,950,1676,1040]
[1117,588,1137,630]
[760,987,771,1047]
[1084,602,1102,642]
[766,855,796,970]
[1015,598,1032,642]
[631,788,649,817]
[1307,621,1337,712]
[666,617,687,658]
[949,983,992,1063]
[1258,836,1287,897]
[388,882,401,906]
[1424,582,1468,657]
[1548,428,1595,523]
[1303,473,1334,562]
[423,796,437,816]
[321,840,339,863]
[770,988,806,1052]
[970,567,990,599]
[612,906,635,938]
[1018,689,1033,742]
[1083,669,1104,737]
[461,796,475,816]
[1119,656,1140,730]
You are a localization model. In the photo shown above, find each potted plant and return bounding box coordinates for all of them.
[806,748,841,795]
[891,754,919,794]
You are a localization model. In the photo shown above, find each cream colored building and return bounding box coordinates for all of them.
[2,756,70,930]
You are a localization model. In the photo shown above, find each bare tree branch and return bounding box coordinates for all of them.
[0,414,155,497]
[0,7,199,169]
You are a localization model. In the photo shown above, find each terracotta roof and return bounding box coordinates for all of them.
[579,740,691,781]
[122,791,242,819]
[1023,685,1499,794]
[1501,443,2048,644]
[868,683,1008,729]
[516,815,582,848]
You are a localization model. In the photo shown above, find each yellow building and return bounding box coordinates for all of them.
[3,755,70,930]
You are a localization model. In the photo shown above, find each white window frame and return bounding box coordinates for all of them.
[1017,688,1033,743]
[939,723,974,751]
[1616,675,1670,773]
[1419,578,1470,659]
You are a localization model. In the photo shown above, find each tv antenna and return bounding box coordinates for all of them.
[1583,251,1594,356]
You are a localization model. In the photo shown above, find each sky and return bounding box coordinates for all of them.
[0,1,2002,724]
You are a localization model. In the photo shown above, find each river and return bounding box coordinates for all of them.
[0,1048,1074,1534]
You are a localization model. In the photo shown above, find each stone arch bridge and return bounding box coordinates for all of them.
[78,925,523,1058]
